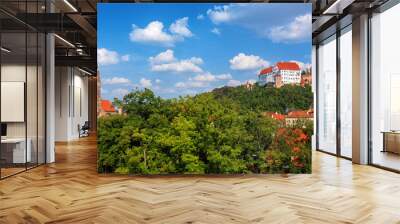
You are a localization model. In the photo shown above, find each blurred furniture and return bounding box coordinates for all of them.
[79,121,90,138]
[382,131,400,154]
[0,138,31,165]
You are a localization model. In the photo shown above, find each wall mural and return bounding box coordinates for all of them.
[97,3,313,174]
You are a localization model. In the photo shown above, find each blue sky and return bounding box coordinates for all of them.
[98,3,311,99]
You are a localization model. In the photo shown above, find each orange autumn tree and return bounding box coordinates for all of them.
[263,124,312,173]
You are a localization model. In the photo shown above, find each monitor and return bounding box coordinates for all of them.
[1,123,7,137]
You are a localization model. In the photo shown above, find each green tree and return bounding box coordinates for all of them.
[98,86,312,174]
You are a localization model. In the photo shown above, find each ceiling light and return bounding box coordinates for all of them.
[76,48,84,55]
[1,47,11,53]
[323,0,355,15]
[323,0,341,14]
[63,0,78,12]
[78,67,92,76]
[54,34,75,48]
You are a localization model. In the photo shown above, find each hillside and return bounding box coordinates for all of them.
[211,84,313,114]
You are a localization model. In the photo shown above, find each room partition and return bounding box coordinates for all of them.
[0,0,46,179]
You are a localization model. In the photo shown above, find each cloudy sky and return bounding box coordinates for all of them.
[98,3,311,99]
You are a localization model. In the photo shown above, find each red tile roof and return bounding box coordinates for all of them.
[276,62,300,71]
[100,100,116,113]
[286,110,313,118]
[262,112,285,120]
[259,66,273,76]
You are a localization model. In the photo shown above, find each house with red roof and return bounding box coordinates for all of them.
[262,111,286,121]
[258,66,274,86]
[285,109,314,126]
[98,100,117,117]
[261,111,286,127]
[258,62,301,88]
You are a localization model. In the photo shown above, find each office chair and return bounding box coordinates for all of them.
[79,121,90,138]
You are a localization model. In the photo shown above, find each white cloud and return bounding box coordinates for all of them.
[268,14,311,43]
[174,71,231,92]
[193,73,216,82]
[189,82,208,88]
[175,80,208,89]
[98,48,119,66]
[290,60,311,71]
[216,73,232,80]
[103,77,131,85]
[149,49,176,64]
[205,4,311,43]
[227,79,242,87]
[211,28,221,35]
[229,53,269,70]
[129,18,193,46]
[129,21,175,46]
[152,60,203,73]
[197,14,205,20]
[192,72,232,82]
[121,54,130,62]
[207,5,233,24]
[175,82,186,88]
[140,78,152,88]
[149,50,203,73]
[155,79,161,84]
[111,88,130,97]
[97,48,132,65]
[169,17,193,37]
[188,57,203,65]
[176,72,232,90]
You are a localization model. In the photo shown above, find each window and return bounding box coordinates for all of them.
[317,35,337,154]
[339,26,352,158]
[370,3,400,171]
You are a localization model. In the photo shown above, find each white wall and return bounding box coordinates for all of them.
[280,70,301,84]
[71,72,89,138]
[1,65,26,139]
[1,65,41,137]
[55,66,70,141]
[54,67,89,141]
[1,63,46,164]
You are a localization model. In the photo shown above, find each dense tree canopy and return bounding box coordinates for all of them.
[212,84,313,114]
[98,85,312,174]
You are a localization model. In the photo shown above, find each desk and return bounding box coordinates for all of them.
[1,138,31,164]
[381,131,400,154]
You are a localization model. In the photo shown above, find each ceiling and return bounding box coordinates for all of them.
[311,0,390,43]
[0,0,97,74]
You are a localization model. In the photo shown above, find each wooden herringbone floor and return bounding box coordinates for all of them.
[1,136,400,224]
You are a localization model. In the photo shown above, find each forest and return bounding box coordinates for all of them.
[98,84,313,174]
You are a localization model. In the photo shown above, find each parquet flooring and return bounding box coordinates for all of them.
[0,167,26,178]
[1,136,400,223]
